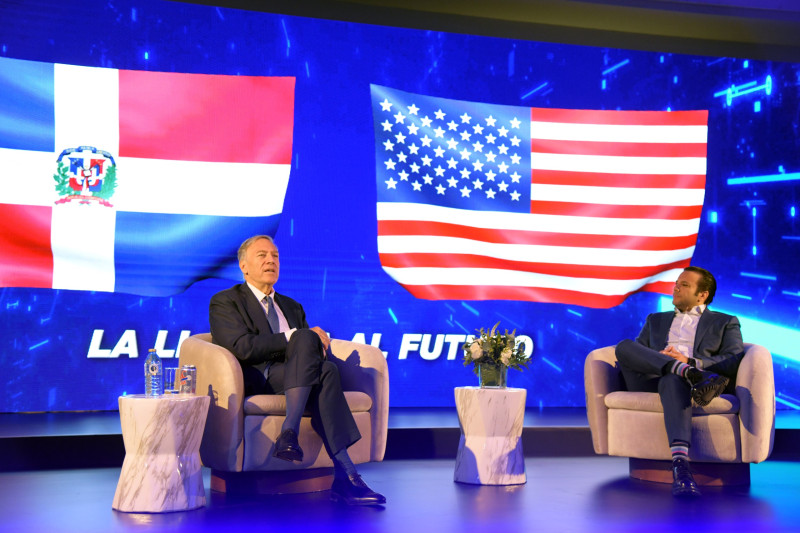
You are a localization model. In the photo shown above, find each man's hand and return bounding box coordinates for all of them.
[660,345,689,364]
[311,326,331,352]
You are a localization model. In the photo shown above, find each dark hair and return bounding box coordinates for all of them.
[684,266,716,305]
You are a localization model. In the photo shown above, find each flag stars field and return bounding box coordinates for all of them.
[375,92,525,203]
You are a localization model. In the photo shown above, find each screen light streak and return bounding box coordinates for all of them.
[728,172,800,185]
[715,75,772,106]
[602,58,630,75]
[741,272,778,281]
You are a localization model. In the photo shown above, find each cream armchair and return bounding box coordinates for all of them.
[179,333,389,494]
[584,343,775,485]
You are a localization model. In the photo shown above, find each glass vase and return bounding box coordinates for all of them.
[479,363,508,389]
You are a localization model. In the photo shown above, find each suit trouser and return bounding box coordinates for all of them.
[265,329,362,456]
[615,339,692,446]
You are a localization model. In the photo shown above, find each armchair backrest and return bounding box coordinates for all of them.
[179,333,246,471]
[736,343,775,462]
[328,338,390,462]
[584,346,620,455]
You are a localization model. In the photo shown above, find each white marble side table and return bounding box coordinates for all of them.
[453,386,527,485]
[112,394,210,513]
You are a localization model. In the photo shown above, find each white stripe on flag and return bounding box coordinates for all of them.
[51,203,116,291]
[530,121,708,143]
[52,64,119,291]
[1,148,54,206]
[376,203,701,238]
[531,152,707,175]
[377,235,695,267]
[530,183,705,206]
[381,266,684,296]
[54,63,120,152]
[114,157,289,216]
[1,150,289,217]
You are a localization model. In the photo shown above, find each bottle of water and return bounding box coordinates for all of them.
[144,348,162,396]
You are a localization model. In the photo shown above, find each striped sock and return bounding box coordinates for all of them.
[671,441,690,461]
[667,360,692,379]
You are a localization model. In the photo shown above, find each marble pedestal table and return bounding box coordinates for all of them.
[112,394,210,513]
[453,386,526,485]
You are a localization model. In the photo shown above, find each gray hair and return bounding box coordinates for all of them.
[237,235,275,264]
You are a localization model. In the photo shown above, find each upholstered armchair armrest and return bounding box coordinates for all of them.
[179,333,246,472]
[329,339,389,462]
[735,343,775,463]
[584,345,623,455]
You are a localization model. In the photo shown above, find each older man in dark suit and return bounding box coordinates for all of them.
[615,266,744,498]
[209,235,385,505]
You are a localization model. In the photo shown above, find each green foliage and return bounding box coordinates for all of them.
[462,321,530,375]
[96,164,117,200]
[53,162,73,196]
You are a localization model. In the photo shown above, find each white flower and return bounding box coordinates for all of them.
[500,347,512,365]
[469,342,483,360]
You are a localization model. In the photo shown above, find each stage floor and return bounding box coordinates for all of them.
[2,457,800,533]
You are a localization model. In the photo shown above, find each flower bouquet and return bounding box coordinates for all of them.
[463,322,529,388]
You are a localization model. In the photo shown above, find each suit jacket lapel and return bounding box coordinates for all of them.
[655,311,674,346]
[238,284,270,333]
[694,311,713,353]
[274,293,300,329]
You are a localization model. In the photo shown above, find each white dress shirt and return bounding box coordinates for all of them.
[667,304,705,369]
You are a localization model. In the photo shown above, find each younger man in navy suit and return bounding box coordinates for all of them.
[615,266,744,497]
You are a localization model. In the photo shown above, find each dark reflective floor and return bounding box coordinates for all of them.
[2,408,799,532]
[2,457,800,533]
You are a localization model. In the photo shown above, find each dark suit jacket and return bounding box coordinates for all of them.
[209,283,309,377]
[635,309,745,379]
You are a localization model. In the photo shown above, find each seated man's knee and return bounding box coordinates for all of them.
[286,328,325,363]
[615,339,634,359]
[288,328,323,349]
[321,360,340,380]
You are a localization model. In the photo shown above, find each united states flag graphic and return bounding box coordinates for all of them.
[370,84,708,308]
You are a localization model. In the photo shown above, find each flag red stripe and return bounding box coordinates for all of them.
[531,139,707,158]
[530,107,709,126]
[531,170,706,189]
[379,253,691,279]
[399,282,672,308]
[530,201,703,220]
[119,71,295,164]
[377,220,697,250]
[0,204,53,288]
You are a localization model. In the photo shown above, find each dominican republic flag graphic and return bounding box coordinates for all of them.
[370,84,708,308]
[0,56,295,296]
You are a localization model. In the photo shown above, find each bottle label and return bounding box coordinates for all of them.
[147,363,160,376]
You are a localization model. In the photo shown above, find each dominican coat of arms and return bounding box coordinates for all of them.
[53,146,117,206]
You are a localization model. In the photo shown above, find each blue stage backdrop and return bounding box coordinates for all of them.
[1,0,799,412]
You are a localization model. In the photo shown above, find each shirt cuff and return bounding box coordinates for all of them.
[284,328,296,342]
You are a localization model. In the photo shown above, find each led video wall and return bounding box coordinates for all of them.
[1,0,799,412]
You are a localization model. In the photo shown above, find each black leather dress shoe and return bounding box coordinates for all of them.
[672,457,701,497]
[691,371,729,406]
[330,474,386,506]
[273,429,303,462]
